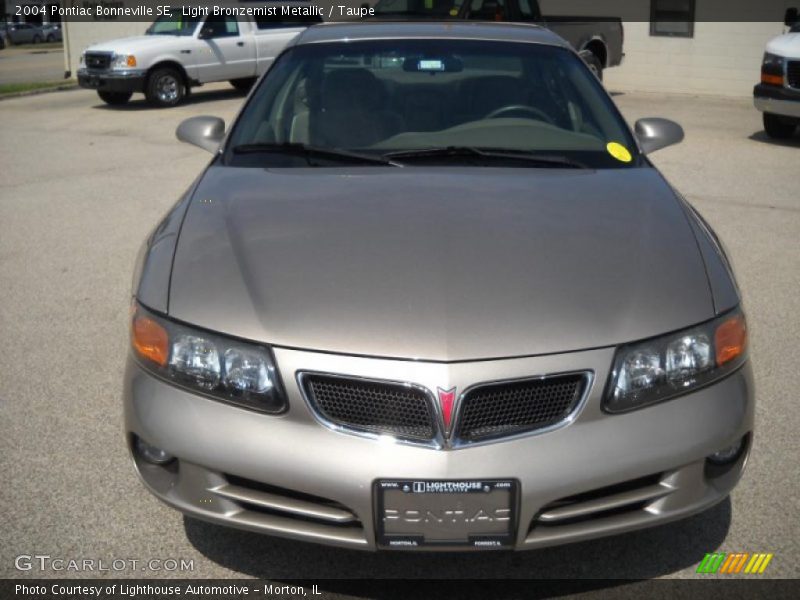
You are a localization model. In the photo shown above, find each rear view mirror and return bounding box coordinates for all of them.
[176,116,225,154]
[785,7,798,26]
[634,118,684,154]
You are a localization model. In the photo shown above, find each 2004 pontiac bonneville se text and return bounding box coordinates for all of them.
[125,22,753,551]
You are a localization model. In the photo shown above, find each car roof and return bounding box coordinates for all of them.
[293,21,570,48]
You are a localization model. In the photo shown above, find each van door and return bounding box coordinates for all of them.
[194,15,256,82]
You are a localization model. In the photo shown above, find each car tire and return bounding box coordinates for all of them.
[98,90,133,106]
[581,52,604,81]
[763,113,797,139]
[230,77,257,93]
[145,67,186,107]
[33,34,42,44]
[46,34,54,42]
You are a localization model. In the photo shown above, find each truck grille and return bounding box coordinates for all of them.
[301,374,437,442]
[788,61,800,90]
[454,373,587,442]
[84,52,112,70]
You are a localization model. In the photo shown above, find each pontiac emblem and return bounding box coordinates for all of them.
[437,387,456,431]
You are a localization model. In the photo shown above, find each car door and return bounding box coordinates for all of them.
[194,15,256,82]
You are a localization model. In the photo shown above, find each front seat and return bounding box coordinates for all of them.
[312,69,404,148]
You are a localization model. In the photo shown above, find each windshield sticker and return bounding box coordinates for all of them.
[450,8,459,15]
[607,142,632,163]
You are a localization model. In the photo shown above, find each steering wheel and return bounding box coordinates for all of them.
[485,104,555,125]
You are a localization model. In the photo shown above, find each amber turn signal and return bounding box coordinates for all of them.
[132,313,169,367]
[715,314,747,366]
[761,73,784,86]
[127,55,137,68]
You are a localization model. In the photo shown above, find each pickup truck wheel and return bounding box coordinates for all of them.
[230,78,257,93]
[763,113,797,139]
[581,52,603,81]
[146,67,186,108]
[98,91,133,105]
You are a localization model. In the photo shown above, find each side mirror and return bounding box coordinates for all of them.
[785,7,798,26]
[634,118,684,154]
[176,116,225,154]
[198,26,214,40]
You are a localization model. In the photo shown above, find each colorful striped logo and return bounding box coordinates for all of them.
[696,552,774,574]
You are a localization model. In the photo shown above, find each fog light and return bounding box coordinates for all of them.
[135,437,174,465]
[707,437,745,465]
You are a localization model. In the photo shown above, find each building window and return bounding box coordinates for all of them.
[650,0,695,38]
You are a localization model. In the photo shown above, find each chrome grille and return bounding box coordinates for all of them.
[788,61,800,89]
[455,373,587,442]
[85,52,111,70]
[301,374,436,442]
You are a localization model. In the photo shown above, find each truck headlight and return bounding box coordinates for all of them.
[761,52,785,86]
[604,309,747,413]
[112,53,137,69]
[130,303,286,413]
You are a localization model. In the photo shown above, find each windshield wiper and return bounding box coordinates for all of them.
[383,147,589,169]
[231,143,401,167]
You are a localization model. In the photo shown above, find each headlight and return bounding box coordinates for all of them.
[761,52,785,85]
[130,303,285,413]
[112,53,137,69]
[604,309,747,413]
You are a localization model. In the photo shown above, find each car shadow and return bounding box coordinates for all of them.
[748,130,800,147]
[184,497,731,589]
[90,88,245,111]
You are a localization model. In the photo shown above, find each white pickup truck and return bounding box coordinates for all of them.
[77,8,321,107]
[753,7,800,138]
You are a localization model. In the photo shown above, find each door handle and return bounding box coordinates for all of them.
[180,49,191,54]
[236,41,244,47]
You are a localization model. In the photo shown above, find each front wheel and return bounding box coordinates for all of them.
[46,34,54,42]
[32,34,43,44]
[145,67,186,108]
[98,90,133,106]
[581,52,604,81]
[230,77,257,93]
[763,113,797,139]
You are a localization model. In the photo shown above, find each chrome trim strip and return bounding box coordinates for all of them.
[537,482,674,523]
[210,483,358,523]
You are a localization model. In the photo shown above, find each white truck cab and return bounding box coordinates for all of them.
[753,8,800,138]
[77,8,321,107]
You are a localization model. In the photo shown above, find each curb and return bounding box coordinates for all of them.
[0,82,79,101]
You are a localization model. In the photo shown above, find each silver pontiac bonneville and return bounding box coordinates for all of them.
[125,22,752,551]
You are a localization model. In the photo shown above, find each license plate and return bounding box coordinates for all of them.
[375,479,517,549]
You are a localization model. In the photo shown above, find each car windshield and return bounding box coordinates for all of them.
[146,14,201,36]
[226,39,639,169]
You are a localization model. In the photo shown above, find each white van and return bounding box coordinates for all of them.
[754,8,800,138]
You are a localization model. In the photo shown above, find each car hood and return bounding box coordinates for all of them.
[168,166,713,361]
[766,32,800,59]
[86,35,176,54]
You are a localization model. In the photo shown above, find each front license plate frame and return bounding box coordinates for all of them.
[375,479,518,549]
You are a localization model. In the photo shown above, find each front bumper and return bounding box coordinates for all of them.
[77,68,147,94]
[753,83,800,119]
[124,346,754,551]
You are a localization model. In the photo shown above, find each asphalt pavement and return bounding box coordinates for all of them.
[0,84,798,585]
[0,44,66,85]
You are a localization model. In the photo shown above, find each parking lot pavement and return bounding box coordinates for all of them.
[0,85,798,585]
[0,45,65,85]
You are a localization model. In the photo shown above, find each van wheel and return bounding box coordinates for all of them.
[146,67,186,107]
[763,113,797,139]
[98,91,133,105]
[581,52,603,81]
[230,77,256,93]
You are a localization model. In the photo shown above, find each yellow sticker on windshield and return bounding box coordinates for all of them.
[450,8,458,15]
[607,142,632,163]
